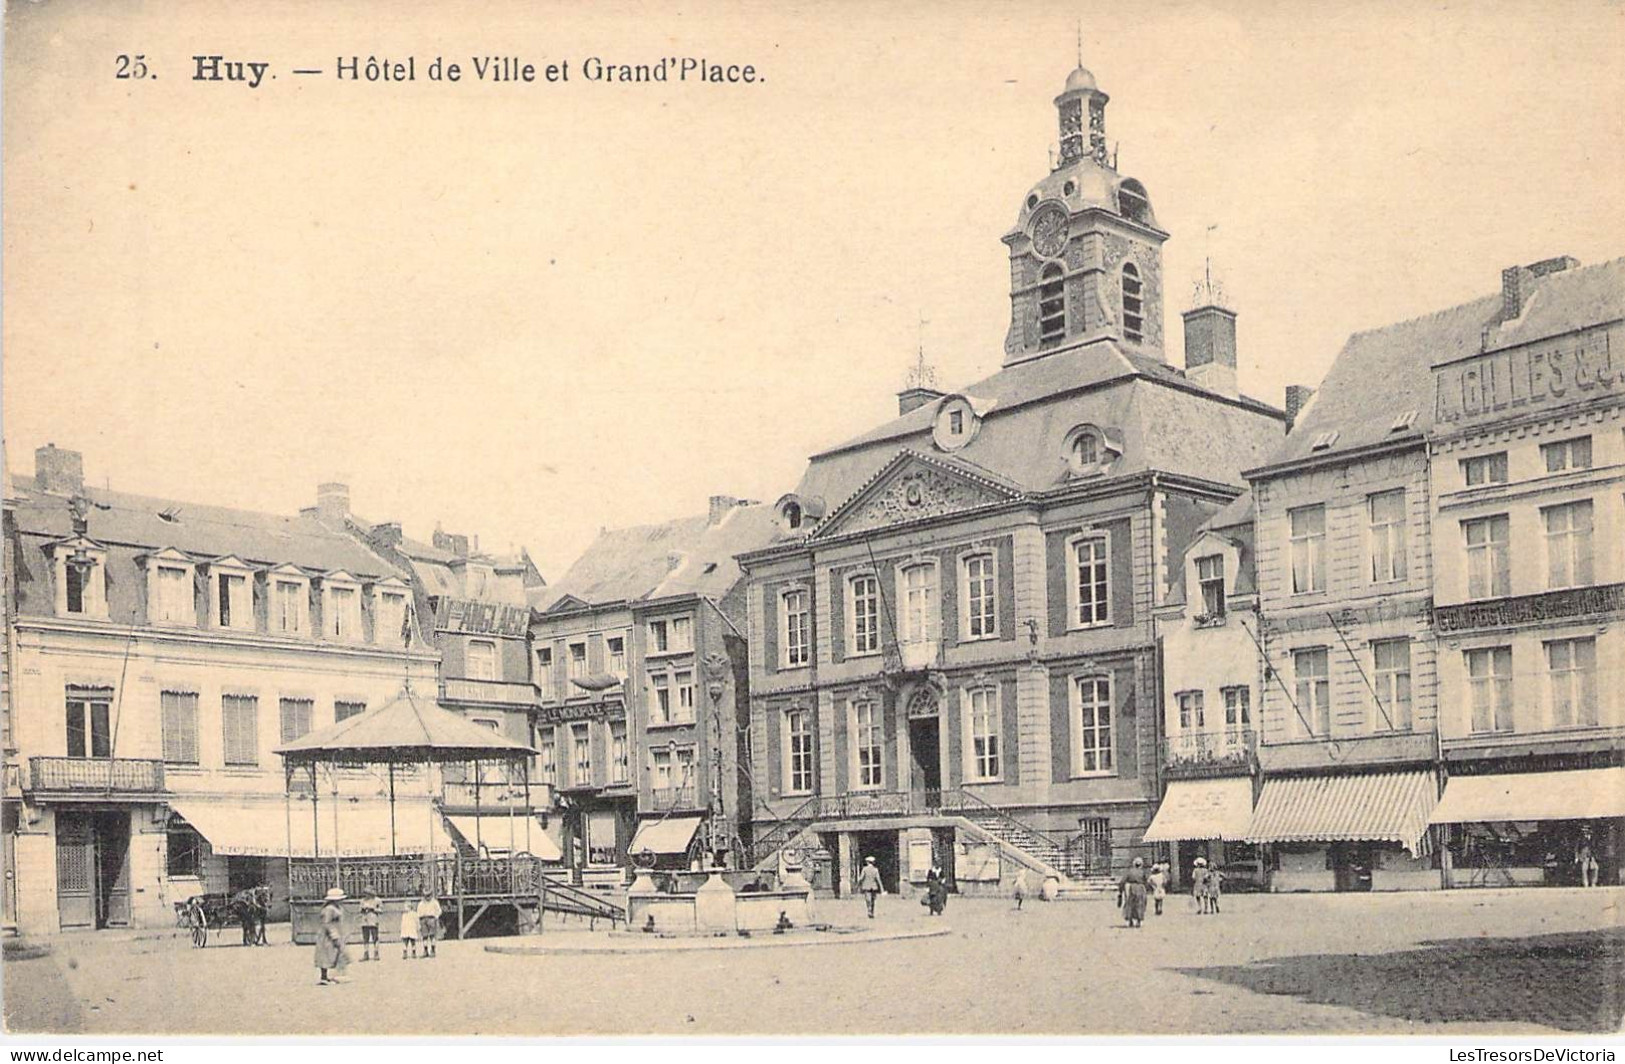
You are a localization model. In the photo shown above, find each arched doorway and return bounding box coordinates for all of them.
[905,686,942,800]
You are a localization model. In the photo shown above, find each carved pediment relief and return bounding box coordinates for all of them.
[817,453,1020,539]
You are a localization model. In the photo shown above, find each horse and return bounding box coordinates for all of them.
[230,885,272,946]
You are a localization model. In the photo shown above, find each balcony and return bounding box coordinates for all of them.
[650,785,698,811]
[27,756,166,797]
[440,678,537,708]
[439,778,552,811]
[1161,730,1256,776]
[897,640,939,671]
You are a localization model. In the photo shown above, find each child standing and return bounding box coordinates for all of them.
[417,893,443,958]
[358,890,381,961]
[1147,861,1167,916]
[400,896,420,959]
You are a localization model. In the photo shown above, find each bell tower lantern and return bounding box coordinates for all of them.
[1002,63,1170,367]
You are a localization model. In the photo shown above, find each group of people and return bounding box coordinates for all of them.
[1117,856,1219,926]
[854,855,951,918]
[315,887,444,986]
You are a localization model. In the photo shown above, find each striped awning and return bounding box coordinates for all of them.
[170,796,445,858]
[1246,770,1438,855]
[628,815,702,856]
[444,814,563,861]
[1429,767,1625,825]
[1142,778,1255,842]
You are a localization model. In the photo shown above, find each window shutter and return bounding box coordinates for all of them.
[1114,666,1139,778]
[1049,672,1071,783]
[996,537,1017,643]
[762,585,780,674]
[828,571,845,663]
[831,699,848,793]
[937,550,959,646]
[1044,529,1071,637]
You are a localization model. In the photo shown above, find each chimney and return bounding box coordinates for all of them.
[897,386,945,416]
[433,528,471,557]
[34,444,84,496]
[369,521,404,548]
[1500,255,1579,323]
[1181,304,1239,399]
[708,495,741,525]
[1284,385,1315,431]
[316,482,349,527]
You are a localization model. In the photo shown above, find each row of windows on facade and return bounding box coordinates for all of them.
[774,537,1111,668]
[1036,262,1143,348]
[533,720,699,801]
[1283,479,1601,600]
[57,555,411,646]
[62,689,369,764]
[533,617,692,694]
[773,674,1116,796]
[1284,635,1601,738]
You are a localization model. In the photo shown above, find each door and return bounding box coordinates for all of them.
[931,828,957,892]
[1331,842,1374,892]
[93,811,131,928]
[908,715,941,802]
[56,813,96,930]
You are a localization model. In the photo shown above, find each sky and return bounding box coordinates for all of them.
[4,0,1623,579]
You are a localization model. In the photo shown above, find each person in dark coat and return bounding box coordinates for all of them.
[925,863,949,916]
[1117,857,1148,928]
[314,888,352,985]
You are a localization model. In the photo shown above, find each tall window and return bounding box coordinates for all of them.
[1543,501,1594,589]
[648,673,671,725]
[1121,263,1144,344]
[217,573,249,630]
[1461,452,1508,487]
[1289,505,1326,594]
[1293,649,1331,737]
[674,670,695,722]
[1177,690,1205,731]
[648,620,669,653]
[1546,638,1598,729]
[328,586,361,640]
[670,617,693,652]
[538,727,557,785]
[1196,555,1225,618]
[1466,646,1514,734]
[571,723,592,785]
[609,720,629,783]
[273,579,304,634]
[849,575,880,655]
[967,687,1001,781]
[65,693,112,758]
[964,554,997,639]
[785,708,814,794]
[1073,675,1113,775]
[566,641,587,683]
[222,694,259,766]
[1038,264,1066,348]
[468,640,498,681]
[155,565,192,624]
[334,700,366,723]
[534,648,554,691]
[651,748,673,790]
[853,701,883,788]
[1222,686,1251,737]
[901,564,938,644]
[1541,436,1593,473]
[65,560,88,615]
[781,589,810,667]
[167,824,203,878]
[1072,535,1110,627]
[161,691,199,764]
[278,697,314,744]
[375,590,407,646]
[1372,639,1413,731]
[607,636,626,677]
[1463,515,1511,599]
[1368,490,1408,583]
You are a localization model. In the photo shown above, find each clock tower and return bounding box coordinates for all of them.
[1002,63,1170,366]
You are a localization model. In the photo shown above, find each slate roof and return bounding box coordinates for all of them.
[1264,256,1625,470]
[539,502,780,611]
[8,475,398,578]
[793,338,1287,517]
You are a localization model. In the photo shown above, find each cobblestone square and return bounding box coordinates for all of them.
[6,887,1621,1036]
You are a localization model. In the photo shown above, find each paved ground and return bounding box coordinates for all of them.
[4,887,1621,1036]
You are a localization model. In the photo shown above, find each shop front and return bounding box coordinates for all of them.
[1430,765,1625,888]
[1246,769,1441,892]
[1142,777,1256,891]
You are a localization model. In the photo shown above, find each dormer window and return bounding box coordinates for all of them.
[785,502,802,530]
[269,567,310,635]
[1075,434,1098,467]
[1196,555,1226,619]
[54,540,109,619]
[142,548,196,627]
[209,558,256,633]
[1121,262,1144,344]
[1064,424,1119,477]
[322,573,364,642]
[1038,265,1066,348]
[373,581,410,647]
[932,396,981,452]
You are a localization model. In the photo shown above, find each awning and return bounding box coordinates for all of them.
[1429,767,1625,825]
[444,814,563,861]
[628,815,702,856]
[1246,770,1438,855]
[1142,778,1255,842]
[170,797,445,857]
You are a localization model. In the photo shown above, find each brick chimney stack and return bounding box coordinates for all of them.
[316,482,349,527]
[708,495,742,525]
[369,521,404,549]
[34,444,84,496]
[1284,385,1315,431]
[896,386,945,416]
[1182,304,1239,399]
[1499,255,1580,323]
[433,527,471,557]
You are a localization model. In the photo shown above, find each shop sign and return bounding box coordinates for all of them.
[1434,328,1622,428]
[1432,583,1625,633]
[435,597,530,637]
[534,701,623,725]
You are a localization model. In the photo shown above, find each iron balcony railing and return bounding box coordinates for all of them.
[650,785,698,811]
[28,756,166,794]
[439,678,538,707]
[1161,729,1257,770]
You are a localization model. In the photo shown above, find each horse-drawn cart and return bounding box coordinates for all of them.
[175,887,271,948]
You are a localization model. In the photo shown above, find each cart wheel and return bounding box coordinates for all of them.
[192,918,208,949]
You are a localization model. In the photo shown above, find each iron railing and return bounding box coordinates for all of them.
[650,785,698,810]
[1161,729,1257,771]
[28,756,165,794]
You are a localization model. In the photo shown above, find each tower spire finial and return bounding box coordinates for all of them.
[1077,20,1083,67]
[905,313,937,391]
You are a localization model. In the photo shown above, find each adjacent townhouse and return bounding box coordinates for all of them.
[4,446,440,933]
[530,497,774,884]
[736,63,1287,899]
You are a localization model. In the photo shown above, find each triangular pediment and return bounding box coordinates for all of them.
[814,450,1024,539]
[543,592,592,616]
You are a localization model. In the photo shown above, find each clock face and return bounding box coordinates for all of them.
[1030,205,1069,259]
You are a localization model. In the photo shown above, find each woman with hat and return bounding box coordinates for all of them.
[315,887,352,985]
[1191,856,1211,914]
[1117,857,1148,928]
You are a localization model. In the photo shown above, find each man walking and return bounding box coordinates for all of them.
[856,856,884,919]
